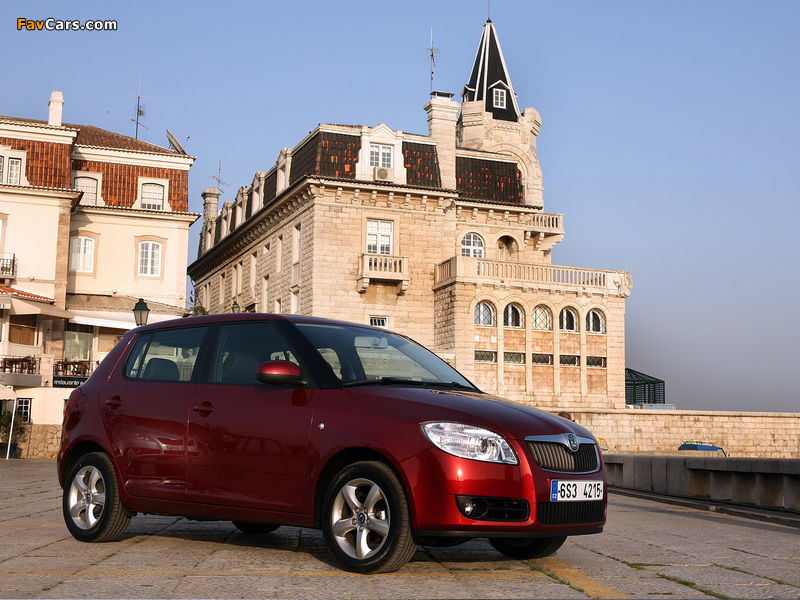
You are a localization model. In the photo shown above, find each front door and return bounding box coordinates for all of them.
[187,321,319,513]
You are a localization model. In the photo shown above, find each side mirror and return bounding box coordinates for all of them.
[256,360,304,385]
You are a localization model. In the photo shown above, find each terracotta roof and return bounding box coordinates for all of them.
[0,116,180,156]
[0,285,55,303]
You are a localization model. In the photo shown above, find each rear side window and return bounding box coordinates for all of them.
[124,327,207,382]
[210,321,299,385]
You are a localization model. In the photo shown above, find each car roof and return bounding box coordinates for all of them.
[131,313,388,334]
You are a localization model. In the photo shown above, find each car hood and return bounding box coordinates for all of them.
[344,385,596,442]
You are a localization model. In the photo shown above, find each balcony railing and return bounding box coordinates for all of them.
[0,355,42,387]
[357,253,410,295]
[434,256,632,297]
[53,360,93,378]
[0,253,16,278]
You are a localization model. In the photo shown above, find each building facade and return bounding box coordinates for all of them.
[188,20,632,412]
[0,92,197,455]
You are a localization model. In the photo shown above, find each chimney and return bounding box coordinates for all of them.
[200,188,222,254]
[424,92,460,190]
[48,91,64,126]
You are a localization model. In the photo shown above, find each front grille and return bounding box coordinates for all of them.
[537,500,605,526]
[527,442,599,473]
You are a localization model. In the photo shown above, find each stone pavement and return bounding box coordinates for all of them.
[1,459,799,599]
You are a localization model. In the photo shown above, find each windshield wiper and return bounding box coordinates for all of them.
[343,377,427,388]
[421,380,476,391]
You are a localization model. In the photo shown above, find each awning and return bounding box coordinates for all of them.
[0,387,16,401]
[10,298,73,319]
[69,310,181,331]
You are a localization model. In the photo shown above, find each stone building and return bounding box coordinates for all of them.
[188,20,632,411]
[0,92,197,456]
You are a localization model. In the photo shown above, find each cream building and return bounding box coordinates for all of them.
[0,92,197,455]
[189,20,632,413]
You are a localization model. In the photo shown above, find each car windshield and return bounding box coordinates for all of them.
[294,322,477,390]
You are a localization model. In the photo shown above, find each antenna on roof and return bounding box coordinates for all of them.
[211,160,229,192]
[488,0,492,21]
[166,129,189,154]
[428,28,441,95]
[128,73,151,139]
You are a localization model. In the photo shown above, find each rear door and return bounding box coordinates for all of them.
[101,325,208,500]
[187,320,319,512]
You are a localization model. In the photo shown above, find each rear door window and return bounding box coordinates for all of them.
[210,321,300,385]
[124,327,207,382]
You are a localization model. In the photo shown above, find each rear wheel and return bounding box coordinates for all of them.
[232,521,280,534]
[322,461,417,573]
[490,536,566,559]
[62,452,130,542]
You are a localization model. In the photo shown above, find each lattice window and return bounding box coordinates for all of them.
[474,350,497,363]
[503,304,525,328]
[559,308,579,332]
[531,353,553,365]
[533,305,553,331]
[474,301,496,326]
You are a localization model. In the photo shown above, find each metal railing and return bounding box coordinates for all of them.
[0,253,16,278]
[0,355,40,375]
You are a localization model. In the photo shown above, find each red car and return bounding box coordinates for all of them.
[58,314,606,573]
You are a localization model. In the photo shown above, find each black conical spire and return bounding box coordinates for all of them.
[462,20,521,122]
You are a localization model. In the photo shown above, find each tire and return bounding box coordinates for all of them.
[321,461,417,573]
[232,521,281,534]
[490,536,566,559]
[62,452,131,542]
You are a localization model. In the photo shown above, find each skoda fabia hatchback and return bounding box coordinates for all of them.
[58,314,606,573]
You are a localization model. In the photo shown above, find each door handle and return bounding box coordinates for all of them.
[105,396,122,408]
[193,402,215,416]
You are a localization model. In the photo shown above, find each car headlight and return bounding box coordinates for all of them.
[421,422,518,465]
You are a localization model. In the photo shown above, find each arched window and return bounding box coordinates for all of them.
[141,183,165,210]
[461,233,485,258]
[74,176,99,205]
[503,304,525,328]
[474,301,496,326]
[532,305,553,331]
[559,308,579,332]
[586,309,606,334]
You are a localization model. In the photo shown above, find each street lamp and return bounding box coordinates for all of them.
[132,298,150,327]
[231,300,240,313]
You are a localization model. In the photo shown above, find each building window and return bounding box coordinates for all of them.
[138,241,162,276]
[369,144,393,168]
[261,276,269,312]
[64,322,93,362]
[461,233,485,258]
[474,350,497,363]
[504,352,525,364]
[369,316,388,328]
[9,315,37,345]
[559,355,580,367]
[233,262,243,296]
[533,305,553,331]
[69,236,95,273]
[141,183,165,210]
[250,252,258,289]
[292,223,302,264]
[15,398,32,423]
[493,88,507,109]
[474,301,496,326]
[290,289,299,314]
[366,219,393,255]
[559,308,579,332]
[587,356,607,368]
[274,298,282,314]
[276,235,283,272]
[503,304,525,328]
[74,176,99,205]
[7,158,22,185]
[0,156,3,183]
[531,353,553,365]
[586,309,606,334]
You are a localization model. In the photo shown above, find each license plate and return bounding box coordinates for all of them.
[550,480,604,502]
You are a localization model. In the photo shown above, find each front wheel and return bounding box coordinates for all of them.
[62,452,130,542]
[490,536,566,559]
[321,461,417,573]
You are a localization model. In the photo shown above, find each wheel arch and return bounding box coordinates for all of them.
[59,440,111,488]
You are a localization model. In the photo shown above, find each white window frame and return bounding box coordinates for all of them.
[461,233,485,258]
[493,88,507,109]
[72,172,104,206]
[0,146,29,186]
[503,304,525,328]
[369,144,393,168]
[586,309,606,334]
[138,241,162,277]
[136,177,171,211]
[533,305,553,331]
[366,219,393,255]
[69,236,95,273]
[474,301,496,327]
[559,308,579,332]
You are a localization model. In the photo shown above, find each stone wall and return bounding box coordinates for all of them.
[566,409,800,459]
[16,424,62,459]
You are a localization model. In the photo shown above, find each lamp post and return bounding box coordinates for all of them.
[231,300,240,313]
[132,298,150,327]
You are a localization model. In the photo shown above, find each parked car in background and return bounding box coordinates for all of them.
[58,314,606,573]
[678,441,727,456]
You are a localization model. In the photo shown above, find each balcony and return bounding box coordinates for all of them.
[0,253,16,279]
[434,256,632,297]
[0,355,42,387]
[357,253,410,295]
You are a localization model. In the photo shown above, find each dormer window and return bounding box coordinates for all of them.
[136,177,170,211]
[493,88,507,109]
[73,175,103,205]
[0,146,29,186]
[369,144,393,168]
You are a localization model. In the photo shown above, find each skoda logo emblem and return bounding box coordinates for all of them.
[567,433,579,453]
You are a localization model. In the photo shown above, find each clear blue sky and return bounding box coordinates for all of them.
[3,1,798,412]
